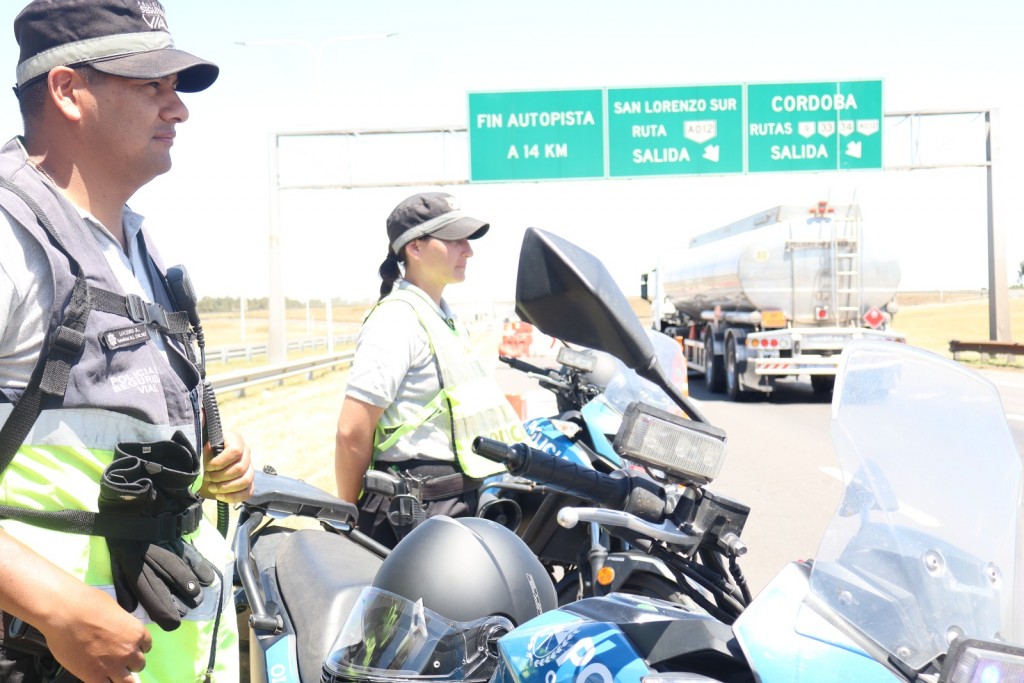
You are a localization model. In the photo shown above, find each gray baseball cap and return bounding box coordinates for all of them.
[386,192,490,256]
[14,0,218,92]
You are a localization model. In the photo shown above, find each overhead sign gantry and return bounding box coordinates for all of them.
[468,80,883,181]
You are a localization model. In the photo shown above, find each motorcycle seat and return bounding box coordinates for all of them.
[276,529,384,682]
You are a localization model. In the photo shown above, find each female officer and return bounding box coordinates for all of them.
[334,192,527,547]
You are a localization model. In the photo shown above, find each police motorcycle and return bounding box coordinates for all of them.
[475,338,1024,683]
[468,228,1023,682]
[466,229,1024,683]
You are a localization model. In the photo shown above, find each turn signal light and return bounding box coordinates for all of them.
[596,566,616,586]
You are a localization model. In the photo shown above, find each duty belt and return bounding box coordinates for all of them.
[368,463,481,501]
[364,465,482,531]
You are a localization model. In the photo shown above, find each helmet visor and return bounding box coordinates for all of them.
[324,587,513,682]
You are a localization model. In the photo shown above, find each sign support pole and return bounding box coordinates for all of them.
[985,109,1010,341]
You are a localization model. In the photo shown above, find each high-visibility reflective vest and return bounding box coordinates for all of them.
[0,138,237,681]
[370,287,528,478]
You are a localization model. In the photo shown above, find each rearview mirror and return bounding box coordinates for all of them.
[516,227,654,370]
[514,227,707,424]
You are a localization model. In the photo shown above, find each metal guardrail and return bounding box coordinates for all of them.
[209,350,355,397]
[949,339,1024,363]
[207,336,357,364]
[206,321,500,397]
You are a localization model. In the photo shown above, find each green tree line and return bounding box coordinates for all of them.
[196,297,357,313]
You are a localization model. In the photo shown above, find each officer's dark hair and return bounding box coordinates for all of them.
[378,236,436,300]
[378,252,401,300]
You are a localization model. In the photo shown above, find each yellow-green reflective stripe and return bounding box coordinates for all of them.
[373,389,448,455]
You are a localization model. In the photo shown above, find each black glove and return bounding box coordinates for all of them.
[99,431,216,631]
[108,538,216,630]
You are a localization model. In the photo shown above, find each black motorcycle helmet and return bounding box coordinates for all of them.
[323,516,557,682]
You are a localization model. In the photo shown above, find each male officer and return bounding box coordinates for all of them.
[0,1,254,681]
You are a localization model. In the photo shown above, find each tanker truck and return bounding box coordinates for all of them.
[641,201,905,400]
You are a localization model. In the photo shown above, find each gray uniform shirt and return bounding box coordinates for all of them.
[345,280,460,463]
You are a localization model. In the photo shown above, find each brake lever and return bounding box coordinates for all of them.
[557,506,701,554]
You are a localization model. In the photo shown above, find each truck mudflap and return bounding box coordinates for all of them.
[753,355,842,376]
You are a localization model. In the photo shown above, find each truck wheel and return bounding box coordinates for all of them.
[811,375,836,394]
[704,333,725,393]
[726,337,746,401]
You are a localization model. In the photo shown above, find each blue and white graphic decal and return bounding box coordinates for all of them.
[265,635,299,682]
[495,609,650,683]
[524,417,592,467]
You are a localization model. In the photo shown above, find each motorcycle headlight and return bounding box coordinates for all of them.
[613,401,727,484]
[940,639,1024,683]
[556,346,597,373]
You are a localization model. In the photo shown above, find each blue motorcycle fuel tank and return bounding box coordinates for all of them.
[492,600,652,683]
[493,593,742,683]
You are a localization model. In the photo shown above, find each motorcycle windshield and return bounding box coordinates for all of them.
[810,341,1022,670]
[323,587,513,682]
[587,329,688,420]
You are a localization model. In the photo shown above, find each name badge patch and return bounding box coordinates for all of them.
[101,323,151,350]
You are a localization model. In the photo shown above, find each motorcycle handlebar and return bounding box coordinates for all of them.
[498,356,573,393]
[473,437,633,511]
[499,355,554,377]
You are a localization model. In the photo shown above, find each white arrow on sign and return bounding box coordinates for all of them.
[703,145,720,162]
[845,140,863,159]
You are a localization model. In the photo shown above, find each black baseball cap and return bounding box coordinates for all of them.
[387,192,490,255]
[14,0,219,93]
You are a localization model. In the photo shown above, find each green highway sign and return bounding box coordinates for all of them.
[607,85,744,177]
[747,80,883,173]
[468,80,883,181]
[468,90,605,182]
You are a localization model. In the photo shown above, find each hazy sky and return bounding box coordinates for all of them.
[1,1,1021,304]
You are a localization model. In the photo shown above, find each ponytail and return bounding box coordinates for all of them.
[378,252,402,300]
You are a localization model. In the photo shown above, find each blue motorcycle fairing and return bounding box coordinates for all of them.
[524,416,601,468]
[579,400,623,464]
[492,606,652,683]
[733,563,901,683]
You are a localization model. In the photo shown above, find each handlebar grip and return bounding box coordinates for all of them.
[472,437,513,464]
[473,437,629,509]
